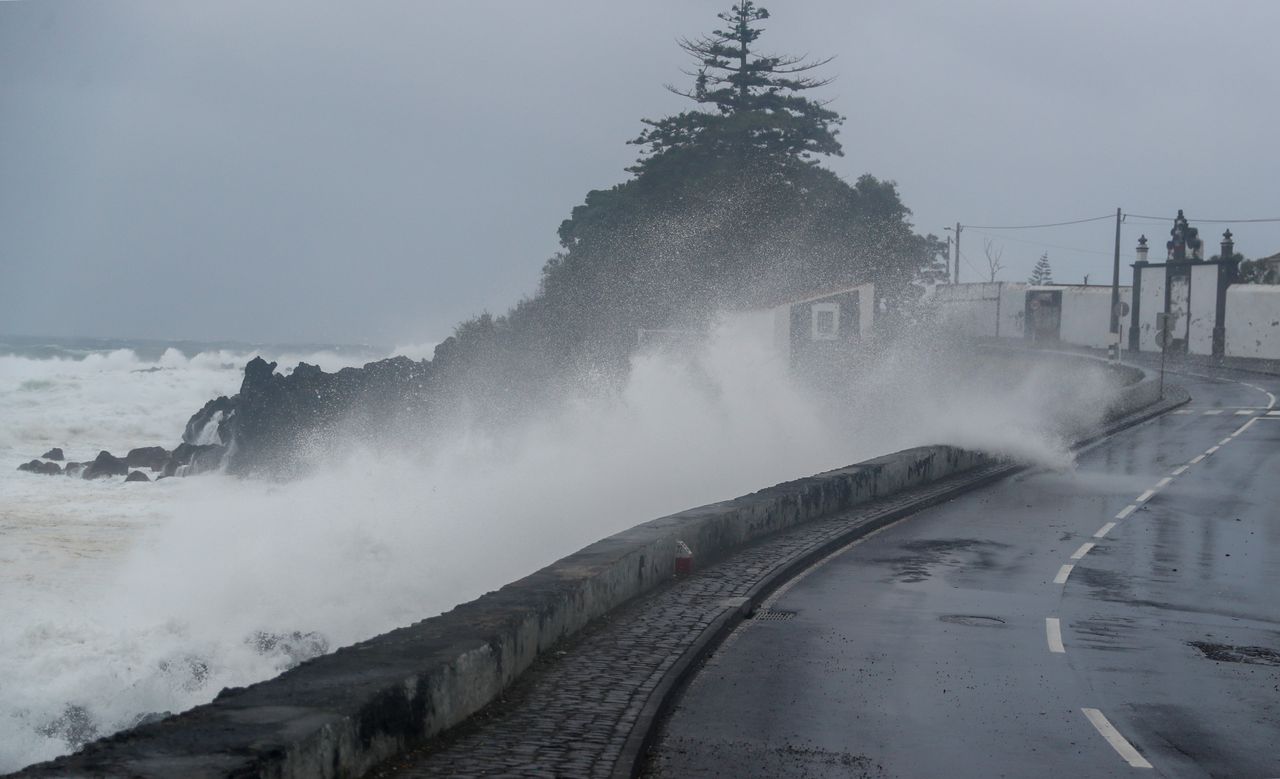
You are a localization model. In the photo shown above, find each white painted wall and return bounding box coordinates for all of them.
[1049,286,1133,350]
[1225,285,1280,360]
[1188,264,1218,355]
[1137,268,1166,352]
[933,282,1026,338]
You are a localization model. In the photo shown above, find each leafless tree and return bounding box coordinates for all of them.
[983,238,1005,282]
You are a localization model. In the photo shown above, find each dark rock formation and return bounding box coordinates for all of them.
[82,451,128,480]
[18,459,61,475]
[41,447,64,461]
[63,461,85,478]
[182,396,236,446]
[125,446,170,471]
[125,470,151,483]
[161,443,227,477]
[216,355,436,477]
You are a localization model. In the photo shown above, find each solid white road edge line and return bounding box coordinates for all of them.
[1081,708,1153,769]
[1046,618,1065,653]
[1071,542,1095,560]
[1094,522,1116,538]
[1054,564,1074,585]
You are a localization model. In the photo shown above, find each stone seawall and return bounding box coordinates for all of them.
[9,356,1161,779]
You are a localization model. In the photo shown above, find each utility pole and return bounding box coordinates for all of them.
[1109,207,1122,360]
[954,222,962,284]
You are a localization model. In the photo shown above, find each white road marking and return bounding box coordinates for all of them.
[1203,409,1224,415]
[1115,504,1137,519]
[1172,409,1194,415]
[1071,542,1095,560]
[1219,437,1233,446]
[1094,522,1116,538]
[1155,477,1173,488]
[1190,454,1206,464]
[1235,409,1257,415]
[1136,489,1156,503]
[1046,617,1065,653]
[1081,708,1153,769]
[1054,564,1074,584]
[1269,410,1280,416]
[1171,465,1188,476]
[1206,445,1220,455]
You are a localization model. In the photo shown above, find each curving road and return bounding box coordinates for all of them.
[648,366,1280,778]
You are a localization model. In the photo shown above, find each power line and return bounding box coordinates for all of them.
[966,228,1115,258]
[1124,213,1280,224]
[963,214,1115,230]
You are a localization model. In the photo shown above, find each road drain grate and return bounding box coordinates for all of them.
[753,609,797,621]
[1189,641,1280,666]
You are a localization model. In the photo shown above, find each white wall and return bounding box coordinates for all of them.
[1188,263,1218,355]
[1137,268,1166,352]
[1225,285,1280,360]
[1053,286,1132,350]
[934,282,1025,338]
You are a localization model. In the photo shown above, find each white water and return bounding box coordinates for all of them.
[0,324,1116,771]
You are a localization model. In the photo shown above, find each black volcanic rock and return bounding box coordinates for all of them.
[63,461,84,478]
[222,355,436,476]
[126,446,170,471]
[182,396,236,446]
[161,443,227,477]
[83,451,129,479]
[41,447,64,461]
[125,470,151,482]
[18,459,61,475]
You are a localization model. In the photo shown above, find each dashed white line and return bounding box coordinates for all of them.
[1115,504,1137,519]
[1189,454,1206,464]
[1136,489,1156,503]
[1155,477,1173,489]
[1235,409,1257,415]
[1053,564,1074,584]
[1094,522,1116,538]
[1081,708,1153,769]
[1172,409,1194,414]
[1206,445,1220,455]
[1070,542,1095,560]
[1170,465,1188,476]
[1203,409,1224,415]
[1235,419,1258,436]
[1219,437,1233,446]
[1046,618,1065,653]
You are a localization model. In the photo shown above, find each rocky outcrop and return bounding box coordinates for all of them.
[41,448,64,461]
[182,396,236,446]
[126,447,170,471]
[217,355,436,476]
[125,470,151,483]
[82,451,128,480]
[18,459,61,475]
[161,443,227,477]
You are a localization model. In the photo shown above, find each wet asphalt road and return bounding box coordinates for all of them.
[650,367,1280,778]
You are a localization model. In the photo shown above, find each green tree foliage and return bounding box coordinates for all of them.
[434,3,946,403]
[1028,252,1054,285]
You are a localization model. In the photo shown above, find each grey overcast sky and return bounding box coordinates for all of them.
[2,1,1278,346]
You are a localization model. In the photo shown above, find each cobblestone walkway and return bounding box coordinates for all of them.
[366,460,1018,779]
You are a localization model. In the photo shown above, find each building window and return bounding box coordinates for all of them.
[811,303,839,340]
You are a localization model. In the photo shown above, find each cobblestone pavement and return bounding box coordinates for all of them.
[367,460,1018,779]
